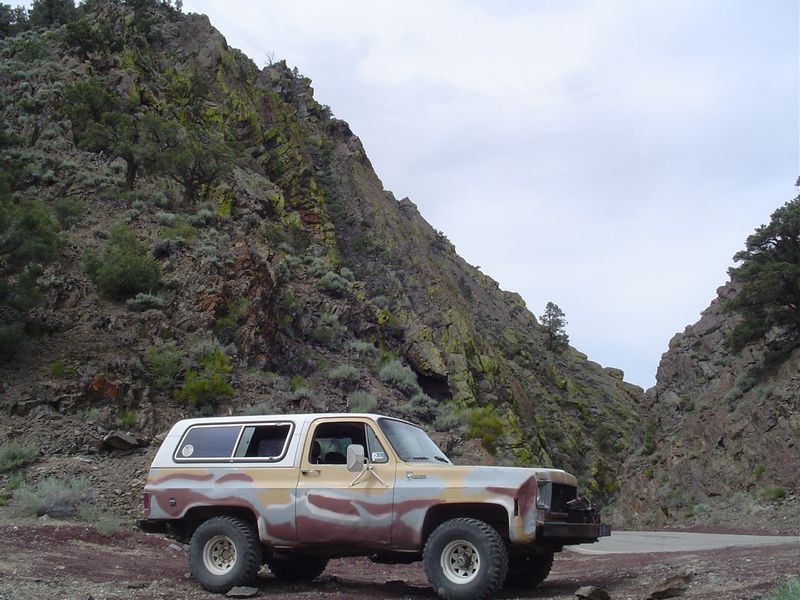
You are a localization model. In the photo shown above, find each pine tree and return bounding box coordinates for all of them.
[540,301,569,352]
[725,196,800,352]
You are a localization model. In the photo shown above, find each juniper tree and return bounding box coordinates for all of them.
[63,79,170,190]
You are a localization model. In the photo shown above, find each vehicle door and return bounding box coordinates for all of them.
[296,418,396,547]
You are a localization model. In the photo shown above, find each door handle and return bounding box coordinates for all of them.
[301,469,321,476]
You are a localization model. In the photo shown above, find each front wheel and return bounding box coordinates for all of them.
[423,518,508,600]
[188,516,261,593]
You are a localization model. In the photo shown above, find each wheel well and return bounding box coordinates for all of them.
[422,503,509,543]
[180,506,259,542]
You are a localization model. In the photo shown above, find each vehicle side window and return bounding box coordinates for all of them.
[176,425,241,460]
[234,423,292,459]
[366,426,388,463]
[309,422,368,465]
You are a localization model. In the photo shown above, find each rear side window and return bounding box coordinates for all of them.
[234,424,292,459]
[174,422,294,462]
[176,425,241,460]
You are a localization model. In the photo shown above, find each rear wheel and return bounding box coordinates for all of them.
[188,516,261,593]
[267,555,328,582]
[504,551,554,589]
[423,518,508,600]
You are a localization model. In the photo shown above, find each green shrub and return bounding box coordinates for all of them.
[244,402,270,416]
[761,486,786,501]
[93,513,120,537]
[145,342,186,389]
[155,211,177,226]
[214,299,247,338]
[85,222,160,299]
[0,198,61,272]
[309,311,345,349]
[347,390,377,413]
[50,360,65,377]
[305,256,328,277]
[467,406,505,453]
[8,473,24,490]
[13,477,92,518]
[50,359,75,378]
[0,442,37,473]
[80,407,101,423]
[339,267,355,282]
[126,292,166,311]
[378,360,420,397]
[188,208,215,226]
[116,410,137,429]
[289,375,305,391]
[329,364,359,386]
[350,340,378,359]
[317,270,349,296]
[289,387,313,404]
[159,220,197,242]
[176,348,235,408]
[765,577,800,600]
[78,504,121,536]
[433,404,470,432]
[371,295,389,308]
[642,417,658,454]
[398,392,438,422]
[53,197,84,228]
[752,464,765,481]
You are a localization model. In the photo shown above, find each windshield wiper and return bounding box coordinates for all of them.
[432,456,449,463]
[409,456,431,461]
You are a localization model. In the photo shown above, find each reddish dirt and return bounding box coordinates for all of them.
[0,516,796,600]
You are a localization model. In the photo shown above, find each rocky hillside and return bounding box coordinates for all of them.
[613,281,800,533]
[0,0,643,517]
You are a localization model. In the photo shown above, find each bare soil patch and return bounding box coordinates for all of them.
[0,512,796,600]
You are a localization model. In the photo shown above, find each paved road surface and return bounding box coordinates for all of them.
[569,531,800,554]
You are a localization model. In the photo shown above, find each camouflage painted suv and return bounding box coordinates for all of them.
[138,413,609,599]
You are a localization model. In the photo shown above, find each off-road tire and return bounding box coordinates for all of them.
[267,555,329,582]
[188,516,261,593]
[423,517,508,600]
[503,551,554,589]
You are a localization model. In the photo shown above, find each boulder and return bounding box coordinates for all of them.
[404,326,448,378]
[102,431,139,451]
[225,587,260,598]
[575,586,611,600]
[646,573,694,599]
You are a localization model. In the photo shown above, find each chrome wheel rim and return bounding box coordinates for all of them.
[441,539,480,584]
[203,535,237,575]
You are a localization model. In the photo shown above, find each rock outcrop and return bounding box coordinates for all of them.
[613,283,799,532]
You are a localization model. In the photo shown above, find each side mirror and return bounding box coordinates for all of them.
[346,444,365,472]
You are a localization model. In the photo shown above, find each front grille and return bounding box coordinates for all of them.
[550,483,577,513]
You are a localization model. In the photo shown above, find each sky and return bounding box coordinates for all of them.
[181,0,799,388]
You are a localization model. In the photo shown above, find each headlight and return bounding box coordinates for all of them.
[536,480,552,509]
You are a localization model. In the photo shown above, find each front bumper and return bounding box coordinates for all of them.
[542,520,611,543]
[538,495,610,544]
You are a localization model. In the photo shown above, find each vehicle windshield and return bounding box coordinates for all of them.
[378,418,451,464]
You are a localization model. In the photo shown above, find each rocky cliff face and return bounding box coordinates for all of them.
[613,283,799,533]
[0,1,643,516]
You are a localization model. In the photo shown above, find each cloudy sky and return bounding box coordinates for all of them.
[184,0,798,388]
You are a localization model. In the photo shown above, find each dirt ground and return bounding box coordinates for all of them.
[0,510,797,600]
